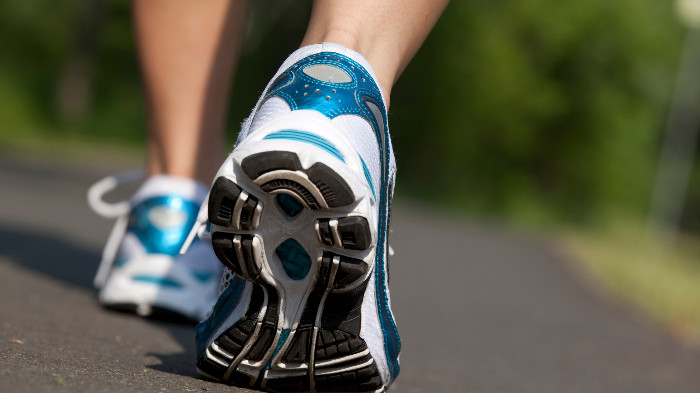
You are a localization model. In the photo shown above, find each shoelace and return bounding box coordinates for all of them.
[180,194,212,254]
[87,170,144,288]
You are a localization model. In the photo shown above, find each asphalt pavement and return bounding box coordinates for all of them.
[1,149,699,393]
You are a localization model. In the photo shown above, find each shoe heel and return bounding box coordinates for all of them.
[241,150,355,209]
[202,149,384,392]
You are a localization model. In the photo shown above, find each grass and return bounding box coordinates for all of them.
[563,217,700,345]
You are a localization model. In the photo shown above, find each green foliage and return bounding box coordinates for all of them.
[0,0,310,144]
[0,0,77,133]
[392,0,683,223]
[0,0,686,225]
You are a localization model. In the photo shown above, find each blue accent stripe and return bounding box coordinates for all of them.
[191,271,214,283]
[264,130,345,162]
[359,155,376,199]
[266,328,291,369]
[272,329,291,359]
[131,275,182,288]
[196,277,245,356]
[259,328,291,379]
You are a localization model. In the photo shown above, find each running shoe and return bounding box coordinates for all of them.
[190,43,401,392]
[88,173,223,322]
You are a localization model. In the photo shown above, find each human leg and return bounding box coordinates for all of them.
[134,0,249,183]
[302,0,450,102]
[90,0,250,322]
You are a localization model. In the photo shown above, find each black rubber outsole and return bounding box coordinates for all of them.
[199,151,383,392]
[104,303,198,325]
[242,151,355,209]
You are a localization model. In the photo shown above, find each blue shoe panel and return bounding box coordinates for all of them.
[264,129,345,162]
[264,52,387,144]
[128,195,200,256]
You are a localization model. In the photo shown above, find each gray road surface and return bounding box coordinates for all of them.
[1,150,699,393]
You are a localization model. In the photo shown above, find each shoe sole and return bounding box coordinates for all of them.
[98,250,219,323]
[104,303,198,324]
[197,150,384,392]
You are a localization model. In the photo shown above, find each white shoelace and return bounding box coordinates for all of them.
[87,170,144,288]
[180,193,212,254]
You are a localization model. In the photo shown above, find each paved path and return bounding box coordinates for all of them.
[1,151,699,393]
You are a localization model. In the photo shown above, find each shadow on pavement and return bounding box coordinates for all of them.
[0,225,99,290]
[145,319,200,378]
[0,223,201,379]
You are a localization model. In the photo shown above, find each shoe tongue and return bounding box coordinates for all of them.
[131,174,208,205]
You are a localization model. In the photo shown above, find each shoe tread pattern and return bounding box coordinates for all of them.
[200,151,382,392]
[241,151,354,209]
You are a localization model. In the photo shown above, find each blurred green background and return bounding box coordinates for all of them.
[0,0,686,225]
[1,1,699,339]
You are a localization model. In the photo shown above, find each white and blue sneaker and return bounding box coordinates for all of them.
[88,174,223,322]
[190,43,400,392]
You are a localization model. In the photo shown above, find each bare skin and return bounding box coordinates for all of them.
[133,0,249,183]
[302,0,451,103]
[134,0,449,183]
